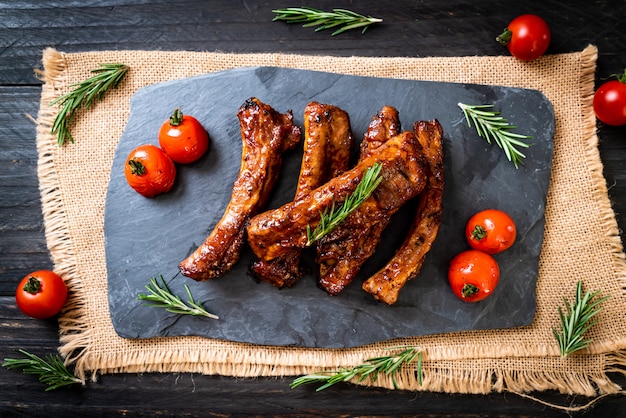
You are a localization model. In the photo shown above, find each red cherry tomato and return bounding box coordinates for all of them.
[465,209,517,254]
[593,70,626,126]
[448,250,500,302]
[16,270,68,319]
[124,144,176,198]
[497,14,550,61]
[158,108,210,164]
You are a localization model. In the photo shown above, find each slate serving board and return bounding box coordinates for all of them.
[105,66,554,348]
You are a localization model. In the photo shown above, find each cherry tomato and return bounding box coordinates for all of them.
[497,14,550,61]
[16,270,68,319]
[448,250,500,302]
[158,108,210,164]
[465,209,517,254]
[593,70,626,126]
[124,144,176,198]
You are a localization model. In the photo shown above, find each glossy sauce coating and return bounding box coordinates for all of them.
[363,120,444,305]
[317,106,402,295]
[178,97,301,281]
[251,102,354,288]
[246,130,428,266]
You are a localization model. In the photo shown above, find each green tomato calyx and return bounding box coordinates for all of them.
[128,159,146,176]
[169,108,184,126]
[23,277,42,294]
[471,225,487,240]
[462,283,479,299]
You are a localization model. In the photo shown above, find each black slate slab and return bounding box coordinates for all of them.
[104,66,554,348]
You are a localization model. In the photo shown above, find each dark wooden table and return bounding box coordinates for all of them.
[2,1,625,416]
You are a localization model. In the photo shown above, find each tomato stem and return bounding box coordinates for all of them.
[613,69,626,84]
[169,108,183,126]
[23,276,42,294]
[461,283,479,299]
[470,225,487,240]
[128,159,146,176]
[496,28,512,46]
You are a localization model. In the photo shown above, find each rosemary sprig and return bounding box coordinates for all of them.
[272,7,383,36]
[306,162,383,246]
[290,346,422,391]
[50,63,129,145]
[553,281,607,357]
[138,275,219,320]
[458,102,532,168]
[2,349,82,391]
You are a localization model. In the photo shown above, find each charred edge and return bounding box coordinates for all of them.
[240,97,259,110]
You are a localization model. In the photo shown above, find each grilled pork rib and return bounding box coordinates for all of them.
[362,120,444,304]
[358,106,401,158]
[251,102,353,288]
[246,131,428,266]
[316,106,401,295]
[179,98,301,281]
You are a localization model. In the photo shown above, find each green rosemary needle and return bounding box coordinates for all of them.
[138,275,219,320]
[290,346,422,391]
[272,7,383,36]
[458,102,532,168]
[306,162,383,246]
[50,62,129,146]
[553,281,607,357]
[2,349,82,391]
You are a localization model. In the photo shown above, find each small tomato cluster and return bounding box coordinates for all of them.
[448,209,517,303]
[496,14,625,127]
[125,108,210,198]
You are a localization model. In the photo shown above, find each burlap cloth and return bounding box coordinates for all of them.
[35,45,626,398]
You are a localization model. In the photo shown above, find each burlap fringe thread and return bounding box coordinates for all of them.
[35,46,626,411]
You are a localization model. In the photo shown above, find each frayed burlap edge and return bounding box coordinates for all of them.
[34,46,626,405]
[35,50,92,369]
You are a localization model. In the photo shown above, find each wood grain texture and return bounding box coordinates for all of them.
[1,1,625,416]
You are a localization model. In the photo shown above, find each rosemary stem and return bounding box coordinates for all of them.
[553,281,607,357]
[50,63,129,145]
[306,162,383,246]
[138,276,219,320]
[458,102,531,168]
[290,346,422,391]
[2,349,82,391]
[272,7,382,36]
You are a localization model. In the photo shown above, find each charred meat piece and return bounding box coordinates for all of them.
[246,131,428,266]
[316,106,401,295]
[179,97,301,281]
[362,120,444,305]
[251,102,353,288]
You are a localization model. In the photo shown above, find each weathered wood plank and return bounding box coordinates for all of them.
[1,1,624,84]
[0,86,52,292]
